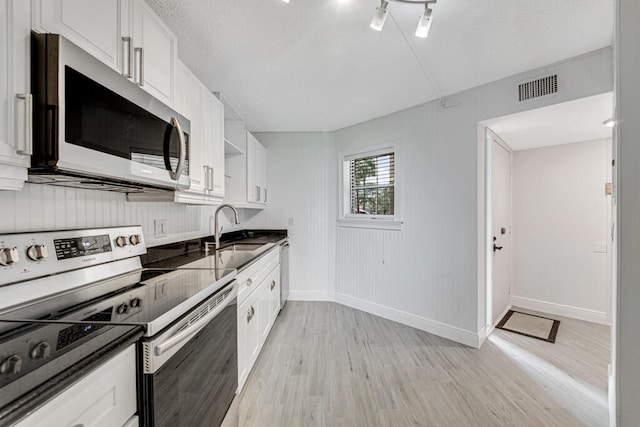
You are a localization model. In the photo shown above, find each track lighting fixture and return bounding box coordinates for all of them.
[370,1,390,31]
[415,5,433,38]
[370,0,437,38]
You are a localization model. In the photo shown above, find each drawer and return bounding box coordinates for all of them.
[236,247,279,306]
[15,345,137,427]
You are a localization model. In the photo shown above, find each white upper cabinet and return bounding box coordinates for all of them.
[166,61,224,204]
[0,0,31,191]
[33,0,176,106]
[176,61,206,195]
[129,0,176,106]
[224,129,268,208]
[203,91,225,199]
[247,132,268,205]
[33,0,124,73]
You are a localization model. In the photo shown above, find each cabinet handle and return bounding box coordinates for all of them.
[246,278,253,287]
[256,186,261,201]
[208,166,214,191]
[15,94,32,155]
[122,37,132,78]
[247,305,255,322]
[270,280,276,291]
[264,188,268,203]
[134,47,144,86]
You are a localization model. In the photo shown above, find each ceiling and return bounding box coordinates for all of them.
[145,0,614,132]
[484,92,613,151]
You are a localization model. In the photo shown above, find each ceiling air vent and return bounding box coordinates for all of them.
[518,74,558,102]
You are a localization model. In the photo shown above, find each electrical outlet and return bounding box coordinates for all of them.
[154,219,167,238]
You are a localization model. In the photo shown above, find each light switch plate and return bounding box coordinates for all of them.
[154,219,167,238]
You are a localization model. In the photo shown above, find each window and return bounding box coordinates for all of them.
[340,146,402,230]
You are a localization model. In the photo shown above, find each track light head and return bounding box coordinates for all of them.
[415,6,433,38]
[370,1,390,31]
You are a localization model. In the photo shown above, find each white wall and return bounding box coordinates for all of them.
[511,139,610,324]
[248,132,337,301]
[615,0,640,425]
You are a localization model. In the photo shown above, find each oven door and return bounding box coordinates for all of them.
[140,281,237,427]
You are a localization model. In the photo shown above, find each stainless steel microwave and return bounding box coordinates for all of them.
[29,33,190,193]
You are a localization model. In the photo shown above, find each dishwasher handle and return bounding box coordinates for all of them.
[154,282,236,357]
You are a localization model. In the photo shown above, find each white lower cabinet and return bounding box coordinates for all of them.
[237,287,261,391]
[236,248,281,392]
[15,344,137,427]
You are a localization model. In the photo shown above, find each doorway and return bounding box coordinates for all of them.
[478,91,615,421]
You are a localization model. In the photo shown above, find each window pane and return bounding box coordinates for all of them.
[349,152,394,216]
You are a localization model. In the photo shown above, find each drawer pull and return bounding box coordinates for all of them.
[270,280,276,290]
[246,278,253,287]
[247,305,255,322]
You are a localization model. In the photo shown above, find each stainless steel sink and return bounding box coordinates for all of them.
[219,243,265,251]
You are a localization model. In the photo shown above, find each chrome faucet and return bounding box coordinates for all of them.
[214,204,240,249]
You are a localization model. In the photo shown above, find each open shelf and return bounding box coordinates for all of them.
[225,138,244,156]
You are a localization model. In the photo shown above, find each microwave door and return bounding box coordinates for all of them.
[32,33,190,191]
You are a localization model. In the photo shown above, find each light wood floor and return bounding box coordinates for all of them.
[231,302,610,427]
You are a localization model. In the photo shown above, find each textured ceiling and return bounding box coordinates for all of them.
[485,92,613,151]
[145,0,614,132]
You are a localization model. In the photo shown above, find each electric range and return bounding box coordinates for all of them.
[0,226,237,426]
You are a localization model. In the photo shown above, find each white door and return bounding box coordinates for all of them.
[491,137,512,325]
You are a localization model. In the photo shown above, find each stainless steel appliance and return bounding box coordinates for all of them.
[0,226,237,427]
[280,241,289,309]
[29,33,191,192]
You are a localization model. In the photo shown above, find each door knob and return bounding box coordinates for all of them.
[493,244,503,252]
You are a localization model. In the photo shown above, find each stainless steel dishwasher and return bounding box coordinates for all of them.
[280,241,290,309]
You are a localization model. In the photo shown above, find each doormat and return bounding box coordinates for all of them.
[496,310,560,343]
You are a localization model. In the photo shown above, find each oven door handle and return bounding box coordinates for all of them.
[154,282,237,357]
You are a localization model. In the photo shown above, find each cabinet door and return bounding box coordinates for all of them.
[246,131,258,203]
[0,0,30,191]
[269,267,281,324]
[15,345,137,427]
[176,61,206,194]
[131,0,176,106]
[203,91,225,198]
[258,277,271,346]
[256,138,268,204]
[35,0,125,74]
[238,292,260,392]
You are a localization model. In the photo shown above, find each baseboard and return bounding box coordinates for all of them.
[511,296,608,325]
[287,290,334,302]
[335,293,481,348]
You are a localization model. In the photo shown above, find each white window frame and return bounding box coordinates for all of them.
[338,144,403,231]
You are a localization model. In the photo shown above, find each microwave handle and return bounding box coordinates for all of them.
[168,117,187,181]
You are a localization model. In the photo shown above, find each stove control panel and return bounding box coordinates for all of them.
[0,226,146,287]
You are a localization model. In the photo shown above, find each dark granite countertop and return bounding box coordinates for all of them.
[142,229,288,271]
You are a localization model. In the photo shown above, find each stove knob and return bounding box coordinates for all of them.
[129,234,141,246]
[115,236,128,248]
[130,297,141,308]
[116,303,129,314]
[0,247,19,266]
[0,355,22,375]
[27,244,49,261]
[30,342,51,360]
